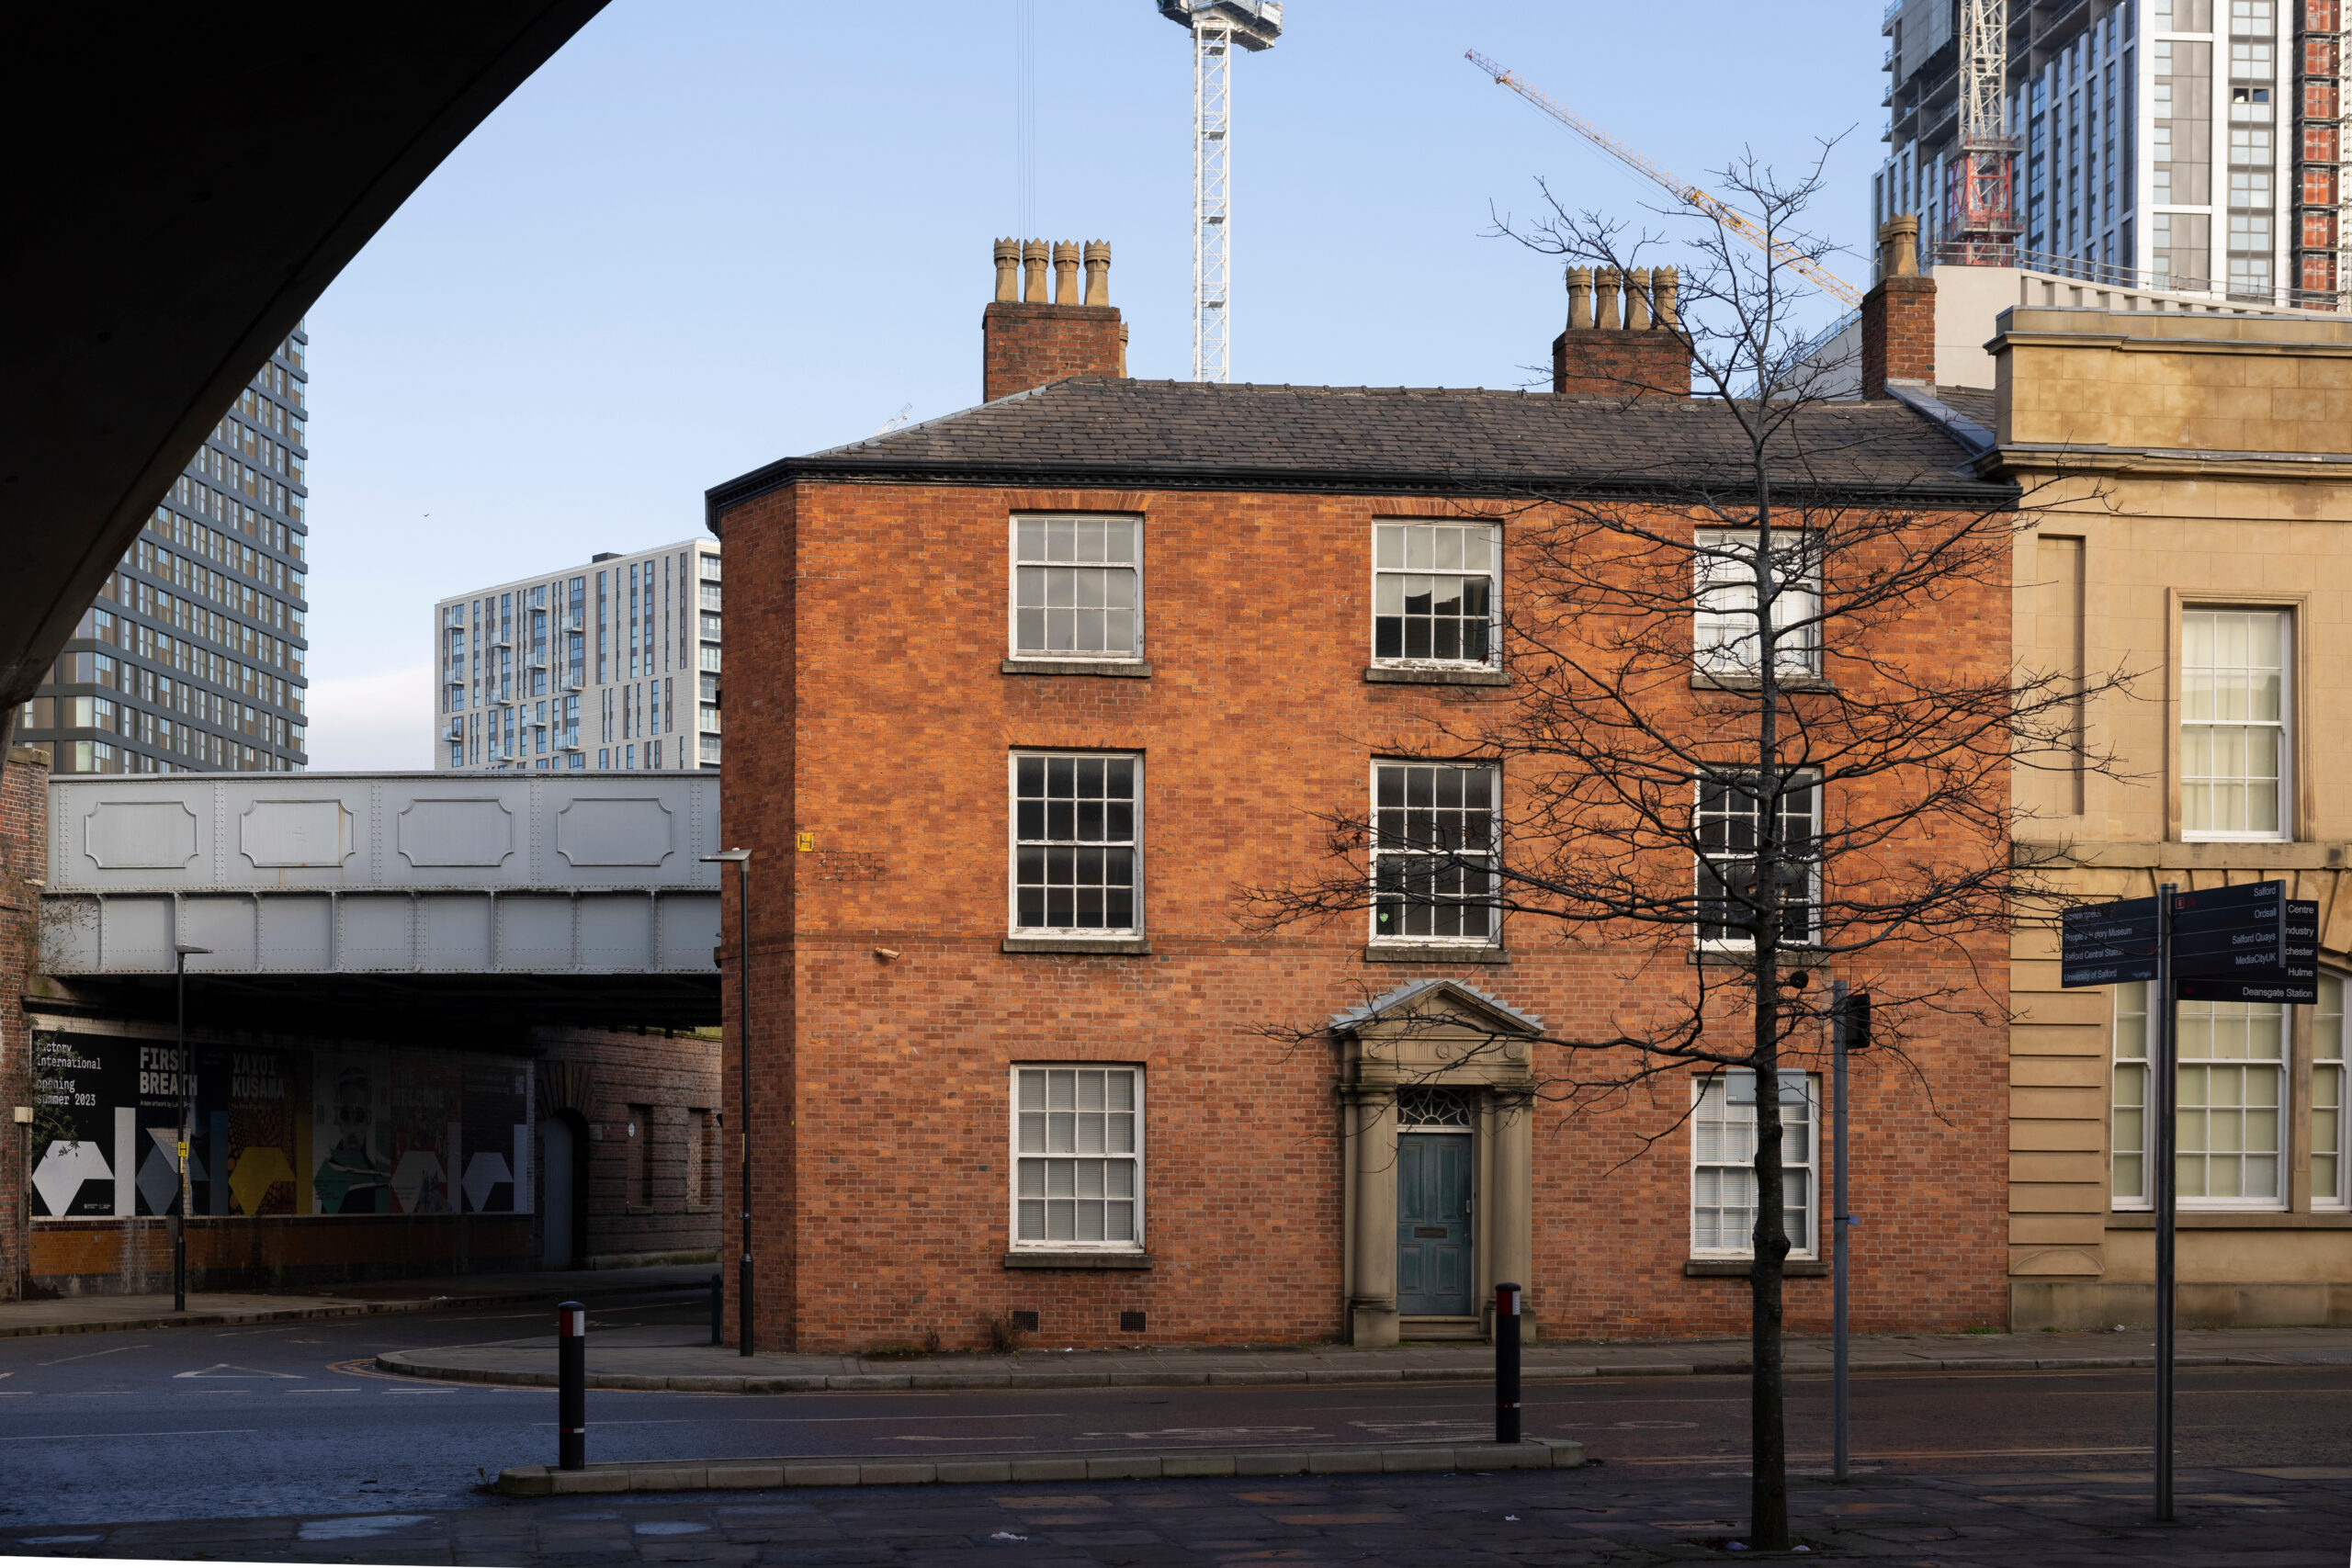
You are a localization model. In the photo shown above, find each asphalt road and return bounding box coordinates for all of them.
[1,1294,2346,1532]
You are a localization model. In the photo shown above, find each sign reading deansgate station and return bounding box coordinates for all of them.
[2061,881,2305,998]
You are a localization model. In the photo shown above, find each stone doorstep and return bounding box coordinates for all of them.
[384,1348,2283,1392]
[494,1438,1587,1497]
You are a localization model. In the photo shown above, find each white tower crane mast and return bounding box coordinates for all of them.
[1159,2,1282,382]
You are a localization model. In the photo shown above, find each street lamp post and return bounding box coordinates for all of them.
[702,849,753,1357]
[172,943,209,1314]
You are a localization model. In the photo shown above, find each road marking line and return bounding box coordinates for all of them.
[0,1428,257,1442]
[35,1344,149,1368]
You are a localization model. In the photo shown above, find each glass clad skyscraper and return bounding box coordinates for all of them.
[18,324,311,773]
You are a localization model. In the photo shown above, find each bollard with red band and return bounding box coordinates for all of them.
[1495,1281,1521,1445]
[558,1300,587,1471]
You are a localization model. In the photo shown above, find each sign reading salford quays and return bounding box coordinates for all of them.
[2178,899,2319,1005]
[2061,882,2300,996]
[2060,895,2161,987]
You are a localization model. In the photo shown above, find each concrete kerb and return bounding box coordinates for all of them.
[0,1281,706,1341]
[380,1347,2299,1392]
[494,1438,1588,1497]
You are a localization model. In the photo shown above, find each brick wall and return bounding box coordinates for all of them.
[1553,329,1693,397]
[535,1024,724,1266]
[982,304,1123,403]
[1860,276,1937,397]
[715,479,2009,1352]
[0,745,48,1301]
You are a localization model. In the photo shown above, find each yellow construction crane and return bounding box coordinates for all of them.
[1465,49,1864,310]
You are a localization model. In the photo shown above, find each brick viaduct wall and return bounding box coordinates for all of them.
[714,478,2011,1354]
[0,745,49,1301]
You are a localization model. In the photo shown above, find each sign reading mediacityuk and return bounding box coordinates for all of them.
[2169,880,2287,978]
[2060,895,2160,987]
[2177,898,2318,1005]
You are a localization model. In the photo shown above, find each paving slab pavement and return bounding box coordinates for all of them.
[378,1317,2352,1392]
[0,1262,716,1338]
[6,1461,2346,1563]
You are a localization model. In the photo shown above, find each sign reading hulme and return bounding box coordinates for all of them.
[2177,899,2318,1004]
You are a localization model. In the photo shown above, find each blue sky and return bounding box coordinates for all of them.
[303,0,1885,767]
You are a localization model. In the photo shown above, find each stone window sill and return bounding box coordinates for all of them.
[1363,943,1510,964]
[1001,659,1152,678]
[1690,671,1835,693]
[1685,1258,1829,1278]
[1002,934,1153,956]
[1363,665,1510,688]
[1002,1250,1153,1271]
[2109,1211,2352,1229]
[1689,947,1829,970]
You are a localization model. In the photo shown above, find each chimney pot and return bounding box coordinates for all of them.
[1052,241,1081,304]
[1879,214,1921,279]
[1653,266,1679,329]
[1626,268,1654,332]
[1593,268,1622,332]
[993,238,1019,304]
[1023,240,1048,302]
[1083,240,1112,306]
[1566,266,1593,331]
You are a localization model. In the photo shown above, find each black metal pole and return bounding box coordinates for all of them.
[1831,979,1849,1483]
[2154,882,2177,1524]
[174,952,188,1314]
[558,1300,586,1470]
[737,857,754,1359]
[1494,1281,1521,1445]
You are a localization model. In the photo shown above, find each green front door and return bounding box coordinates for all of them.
[1397,1132,1474,1315]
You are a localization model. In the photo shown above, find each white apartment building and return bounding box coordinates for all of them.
[433,539,719,773]
[1875,0,2345,308]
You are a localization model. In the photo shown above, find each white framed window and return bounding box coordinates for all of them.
[1011,1065,1143,1250]
[1690,1070,1818,1258]
[1371,761,1498,943]
[1371,521,1498,667]
[2112,982,2287,1210]
[2180,609,2290,840]
[1011,515,1141,660]
[1011,752,1140,934]
[2112,982,2151,1208]
[2317,975,2348,1211]
[1693,529,1820,676]
[1694,773,1820,947]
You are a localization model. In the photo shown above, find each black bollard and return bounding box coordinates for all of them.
[1495,1281,1521,1445]
[558,1301,587,1471]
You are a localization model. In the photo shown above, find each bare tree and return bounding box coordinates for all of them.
[1243,154,2129,1551]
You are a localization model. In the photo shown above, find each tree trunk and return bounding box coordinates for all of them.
[1749,1006,1792,1550]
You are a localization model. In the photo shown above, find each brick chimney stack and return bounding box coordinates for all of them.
[1860,216,1935,399]
[1553,265,1690,397]
[982,238,1125,402]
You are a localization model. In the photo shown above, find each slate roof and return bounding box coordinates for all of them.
[707,378,2016,527]
[1327,978,1547,1038]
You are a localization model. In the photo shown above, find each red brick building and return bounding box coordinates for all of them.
[703,247,2015,1352]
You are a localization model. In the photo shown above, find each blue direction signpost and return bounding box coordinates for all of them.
[2059,879,2298,1524]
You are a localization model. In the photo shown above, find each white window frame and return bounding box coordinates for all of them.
[1008,750,1143,937]
[1690,1070,1819,1260]
[2178,608,2292,843]
[1008,1064,1145,1253]
[2317,974,2348,1213]
[2112,981,2290,1212]
[1008,513,1144,663]
[1369,519,1501,671]
[1693,528,1821,678]
[1369,759,1501,947]
[1693,772,1821,950]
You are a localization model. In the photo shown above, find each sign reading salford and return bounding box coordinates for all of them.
[2061,881,2299,996]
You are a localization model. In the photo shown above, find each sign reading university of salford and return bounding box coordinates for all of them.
[2062,882,2308,1000]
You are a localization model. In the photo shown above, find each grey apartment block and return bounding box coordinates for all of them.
[16,325,311,774]
[1876,0,2329,306]
[433,540,719,773]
